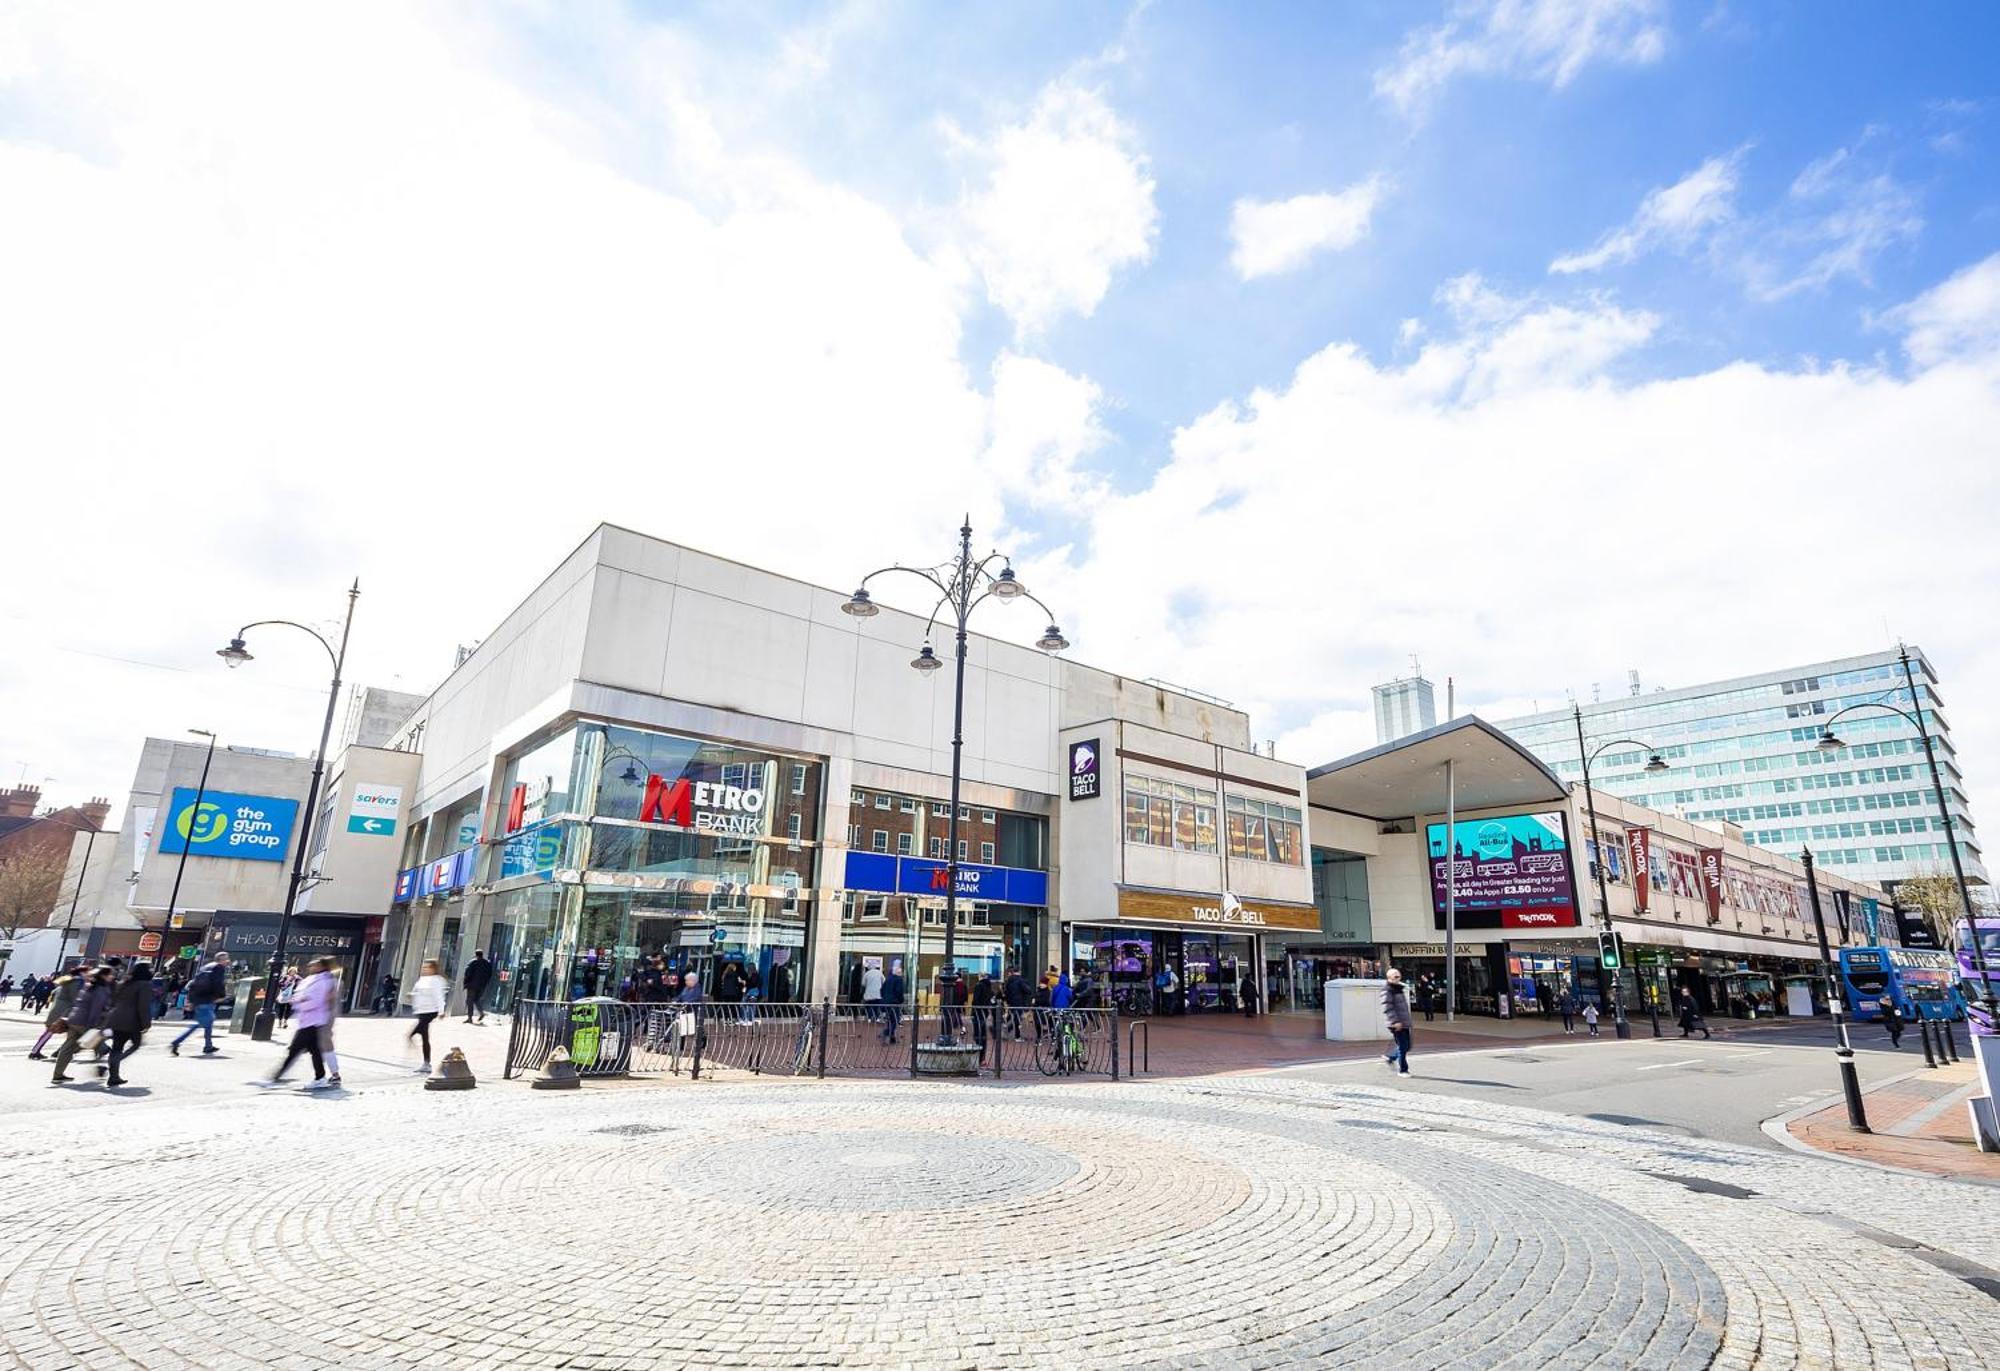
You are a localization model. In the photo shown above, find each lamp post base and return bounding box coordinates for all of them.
[1614,1018,1633,1040]
[1836,1050,1871,1133]
[249,1010,276,1043]
[914,1043,982,1076]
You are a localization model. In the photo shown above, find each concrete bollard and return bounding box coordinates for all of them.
[530,1044,581,1091]
[424,1046,477,1092]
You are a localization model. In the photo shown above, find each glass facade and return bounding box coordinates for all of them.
[1068,926,1258,1016]
[1498,651,1985,887]
[484,720,826,1004]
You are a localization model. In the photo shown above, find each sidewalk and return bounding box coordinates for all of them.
[1776,1059,2000,1183]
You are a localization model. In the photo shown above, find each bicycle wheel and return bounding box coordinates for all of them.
[1062,1025,1086,1075]
[1034,1025,1061,1076]
[792,1021,813,1076]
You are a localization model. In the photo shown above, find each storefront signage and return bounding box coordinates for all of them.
[1698,847,1725,924]
[414,847,476,898]
[1391,942,1488,957]
[137,932,163,953]
[639,773,766,835]
[1115,887,1320,932]
[158,788,299,863]
[1628,828,1651,914]
[498,822,564,881]
[217,918,364,958]
[346,784,402,837]
[1068,739,1101,801]
[842,852,1049,906]
[393,867,418,901]
[1425,810,1579,930]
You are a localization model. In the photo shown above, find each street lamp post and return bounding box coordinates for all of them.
[1813,643,1997,1032]
[1803,847,1870,1132]
[216,580,359,1042]
[844,519,1067,1050]
[1572,705,1670,1040]
[159,729,217,944]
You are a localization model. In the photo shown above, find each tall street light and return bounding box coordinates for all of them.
[216,579,359,1042]
[843,518,1067,1051]
[1572,705,1670,1040]
[1814,643,1995,1031]
[1803,847,1870,1132]
[159,729,217,945]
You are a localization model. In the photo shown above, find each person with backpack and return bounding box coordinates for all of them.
[170,953,232,1057]
[50,966,116,1083]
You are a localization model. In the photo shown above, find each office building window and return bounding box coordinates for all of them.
[1123,775,1218,853]
[792,764,808,796]
[981,842,995,863]
[897,832,914,855]
[900,796,917,813]
[1226,794,1304,865]
[875,794,891,810]
[929,836,944,858]
[931,801,950,817]
[872,830,888,853]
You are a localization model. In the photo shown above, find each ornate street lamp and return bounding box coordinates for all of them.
[216,580,360,1041]
[844,518,1067,1054]
[1572,705,1670,1039]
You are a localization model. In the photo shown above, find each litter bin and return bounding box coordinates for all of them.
[567,997,634,1075]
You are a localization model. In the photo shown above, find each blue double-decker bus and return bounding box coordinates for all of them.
[1839,945,1963,1022]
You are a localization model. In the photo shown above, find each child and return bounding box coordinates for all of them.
[1583,1001,1600,1037]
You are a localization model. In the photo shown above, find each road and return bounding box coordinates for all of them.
[1270,1018,1940,1150]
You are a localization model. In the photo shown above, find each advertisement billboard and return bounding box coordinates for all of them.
[1425,810,1579,930]
[156,788,299,863]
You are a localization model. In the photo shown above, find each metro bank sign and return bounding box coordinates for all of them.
[639,774,766,836]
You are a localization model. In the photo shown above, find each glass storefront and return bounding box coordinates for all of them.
[837,897,1042,1006]
[1068,926,1259,1015]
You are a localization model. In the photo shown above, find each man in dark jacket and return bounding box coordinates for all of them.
[51,966,117,1083]
[462,951,494,1024]
[105,962,155,1087]
[1381,969,1413,1076]
[1002,967,1031,1040]
[171,952,231,1056]
[879,965,905,1044]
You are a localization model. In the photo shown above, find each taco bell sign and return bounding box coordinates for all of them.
[1069,739,1101,801]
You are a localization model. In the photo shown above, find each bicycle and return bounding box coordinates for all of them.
[1035,1008,1090,1076]
[790,1007,815,1076]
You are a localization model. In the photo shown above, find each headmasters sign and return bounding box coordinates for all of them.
[157,788,299,863]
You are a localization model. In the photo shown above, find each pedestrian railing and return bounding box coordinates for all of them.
[503,999,1128,1082]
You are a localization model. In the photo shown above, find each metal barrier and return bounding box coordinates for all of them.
[1127,1018,1150,1074]
[503,999,1128,1082]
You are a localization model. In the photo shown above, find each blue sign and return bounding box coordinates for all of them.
[392,868,418,901]
[499,822,564,880]
[415,847,476,898]
[157,788,299,863]
[842,852,1047,906]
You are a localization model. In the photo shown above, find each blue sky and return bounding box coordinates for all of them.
[3,0,1999,843]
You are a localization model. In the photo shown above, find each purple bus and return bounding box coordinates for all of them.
[1954,917,2000,1036]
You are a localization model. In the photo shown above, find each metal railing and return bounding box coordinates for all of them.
[504,999,1129,1081]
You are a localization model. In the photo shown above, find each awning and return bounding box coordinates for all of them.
[1307,716,1570,821]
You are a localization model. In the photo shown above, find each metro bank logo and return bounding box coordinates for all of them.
[639,774,766,835]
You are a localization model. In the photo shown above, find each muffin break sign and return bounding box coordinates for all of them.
[1424,810,1581,930]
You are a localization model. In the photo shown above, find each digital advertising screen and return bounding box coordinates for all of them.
[1425,810,1580,931]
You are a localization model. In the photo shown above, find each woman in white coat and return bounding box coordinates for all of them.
[408,959,449,1074]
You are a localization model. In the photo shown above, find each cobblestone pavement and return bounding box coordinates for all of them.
[2,1071,1997,1369]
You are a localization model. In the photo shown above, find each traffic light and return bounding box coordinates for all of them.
[1597,930,1624,972]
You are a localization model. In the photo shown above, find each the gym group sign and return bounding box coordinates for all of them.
[639,774,766,836]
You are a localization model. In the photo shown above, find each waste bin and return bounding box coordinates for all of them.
[567,997,633,1075]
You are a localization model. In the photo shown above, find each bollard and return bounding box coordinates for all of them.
[425,1046,477,1091]
[1919,1019,1938,1069]
[1941,1018,1961,1063]
[531,1044,582,1090]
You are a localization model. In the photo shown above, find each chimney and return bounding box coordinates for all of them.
[82,796,112,828]
[0,784,40,819]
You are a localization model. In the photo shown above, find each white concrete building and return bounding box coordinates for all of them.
[374,524,1313,1016]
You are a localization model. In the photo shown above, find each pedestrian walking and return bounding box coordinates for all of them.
[104,961,154,1088]
[170,953,231,1057]
[408,959,448,1074]
[878,964,905,1044]
[274,967,300,1028]
[861,960,885,1023]
[50,966,116,1083]
[1583,1001,1600,1037]
[461,950,494,1025]
[1676,991,1711,1040]
[1416,978,1435,1023]
[268,958,341,1090]
[28,966,87,1060]
[971,973,996,1059]
[1559,987,1576,1035]
[1878,996,1905,1048]
[1381,968,1413,1075]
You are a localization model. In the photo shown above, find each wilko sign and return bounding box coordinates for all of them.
[639,774,766,835]
[1068,739,1101,801]
[1698,847,1725,924]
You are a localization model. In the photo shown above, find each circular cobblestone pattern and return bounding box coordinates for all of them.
[2,1077,1998,1369]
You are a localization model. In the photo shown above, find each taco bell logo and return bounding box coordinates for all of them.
[1069,738,1101,801]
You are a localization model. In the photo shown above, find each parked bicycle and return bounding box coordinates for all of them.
[1036,1008,1090,1076]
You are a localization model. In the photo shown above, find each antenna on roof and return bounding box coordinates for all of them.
[1628,669,1641,697]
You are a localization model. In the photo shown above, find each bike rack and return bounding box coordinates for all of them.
[1127,1018,1149,1074]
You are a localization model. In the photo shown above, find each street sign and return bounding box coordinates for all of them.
[347,784,403,838]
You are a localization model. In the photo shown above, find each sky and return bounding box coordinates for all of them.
[4,0,1999,847]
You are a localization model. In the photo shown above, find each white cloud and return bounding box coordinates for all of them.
[1034,264,2000,839]
[1890,251,2000,367]
[1229,179,1385,280]
[955,82,1158,334]
[1376,0,1668,118]
[1550,150,1743,274]
[985,353,1110,508]
[1743,145,1922,300]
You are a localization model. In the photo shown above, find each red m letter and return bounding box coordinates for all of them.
[640,775,693,826]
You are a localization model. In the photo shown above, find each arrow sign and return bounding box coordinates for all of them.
[346,783,403,838]
[346,815,397,836]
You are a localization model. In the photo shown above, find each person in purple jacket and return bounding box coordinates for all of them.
[266,958,343,1090]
